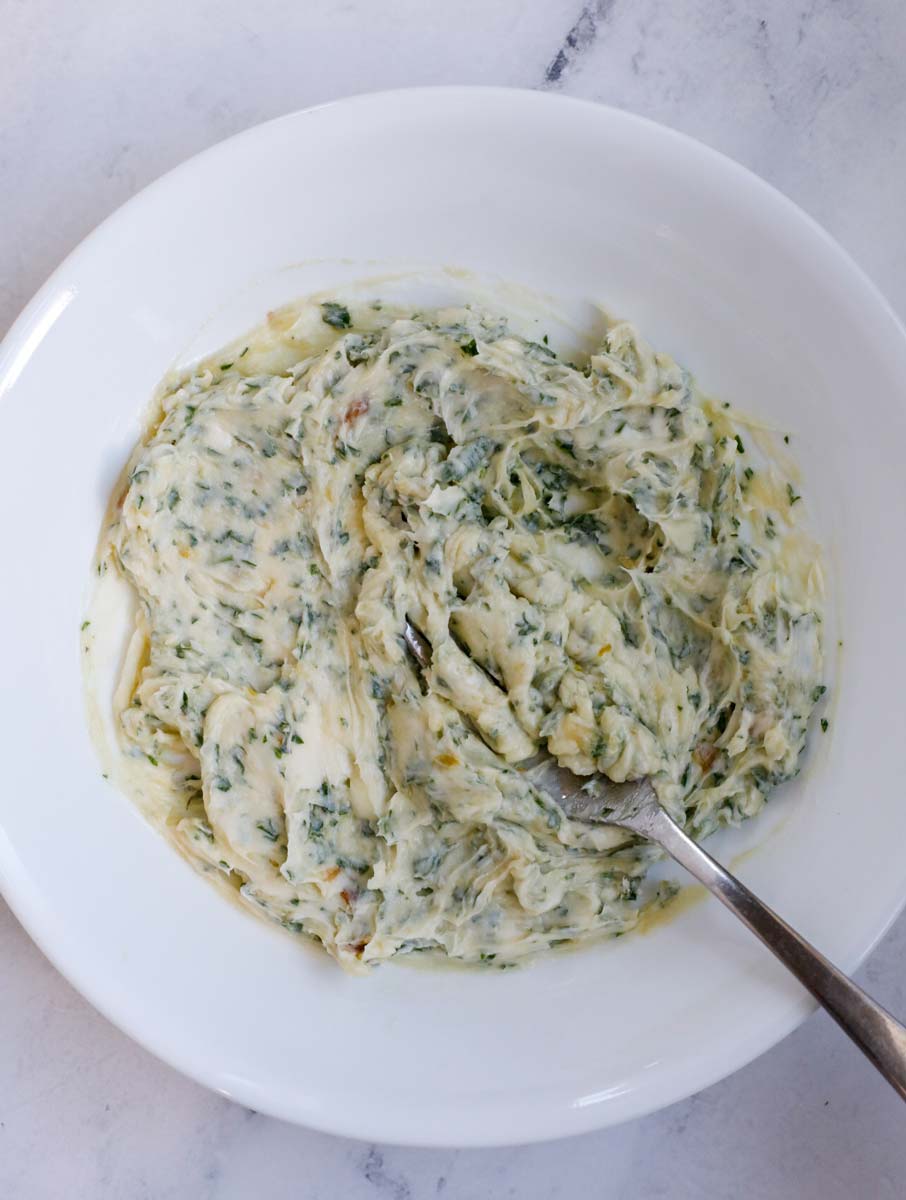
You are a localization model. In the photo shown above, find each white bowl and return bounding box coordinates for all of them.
[1,88,905,1147]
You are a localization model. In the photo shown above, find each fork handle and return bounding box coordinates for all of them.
[644,804,906,1100]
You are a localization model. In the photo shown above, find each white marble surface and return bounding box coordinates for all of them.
[2,1,906,1194]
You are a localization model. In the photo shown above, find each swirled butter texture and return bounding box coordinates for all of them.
[100,298,823,970]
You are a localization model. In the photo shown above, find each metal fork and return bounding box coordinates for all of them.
[404,619,906,1100]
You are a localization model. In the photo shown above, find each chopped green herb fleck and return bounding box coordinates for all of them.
[256,819,279,842]
[321,301,351,329]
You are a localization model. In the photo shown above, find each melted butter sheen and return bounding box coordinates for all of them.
[103,300,823,971]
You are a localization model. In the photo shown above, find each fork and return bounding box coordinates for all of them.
[404,619,906,1100]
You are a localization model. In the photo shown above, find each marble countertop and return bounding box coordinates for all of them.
[2,1,905,1195]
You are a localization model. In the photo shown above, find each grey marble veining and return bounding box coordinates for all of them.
[542,1,616,88]
[2,1,906,1196]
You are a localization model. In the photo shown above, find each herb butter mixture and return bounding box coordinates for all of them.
[102,298,823,971]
